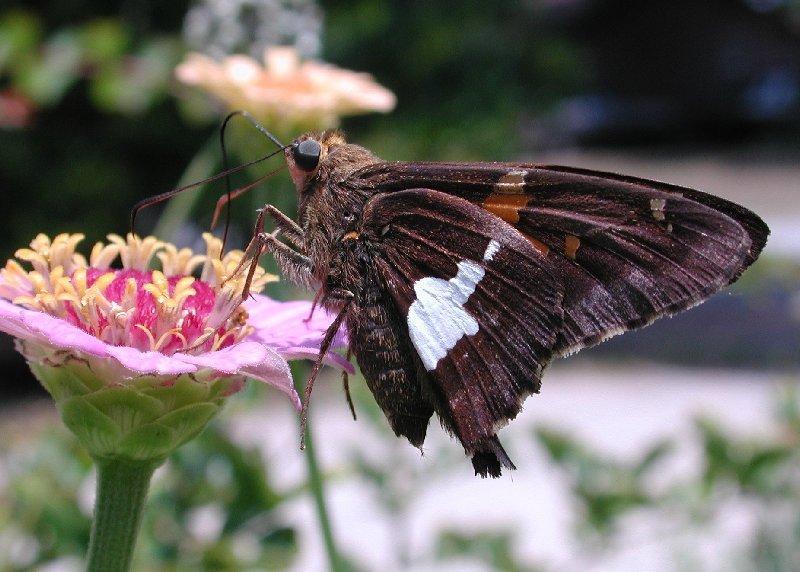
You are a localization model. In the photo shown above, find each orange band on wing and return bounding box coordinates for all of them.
[481,193,549,256]
[565,234,581,260]
[482,193,529,224]
[524,234,550,256]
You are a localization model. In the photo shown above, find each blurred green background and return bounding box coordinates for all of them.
[1,1,799,570]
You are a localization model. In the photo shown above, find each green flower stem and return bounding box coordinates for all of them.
[86,458,160,572]
[302,419,346,572]
[294,370,345,572]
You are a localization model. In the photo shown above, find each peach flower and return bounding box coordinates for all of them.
[175,46,396,131]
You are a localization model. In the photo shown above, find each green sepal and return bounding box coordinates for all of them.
[116,423,176,461]
[29,359,238,462]
[135,374,210,410]
[157,402,221,444]
[60,397,122,457]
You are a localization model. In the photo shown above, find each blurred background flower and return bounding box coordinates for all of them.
[175,46,395,132]
[0,0,798,570]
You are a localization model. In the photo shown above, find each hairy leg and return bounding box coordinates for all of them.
[258,232,317,290]
[229,205,314,298]
[261,204,305,249]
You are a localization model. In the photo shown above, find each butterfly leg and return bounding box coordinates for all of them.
[229,230,315,304]
[250,205,318,288]
[341,345,356,421]
[299,294,352,448]
[257,232,316,290]
[261,204,305,248]
[304,289,323,323]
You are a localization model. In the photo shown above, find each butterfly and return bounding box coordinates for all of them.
[155,127,769,478]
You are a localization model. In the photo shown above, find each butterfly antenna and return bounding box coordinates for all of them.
[209,166,284,231]
[129,144,288,234]
[219,111,285,253]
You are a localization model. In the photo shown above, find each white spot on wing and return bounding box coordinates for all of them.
[407,241,502,371]
[650,198,666,221]
[484,239,501,261]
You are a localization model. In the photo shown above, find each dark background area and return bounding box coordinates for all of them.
[1,0,798,400]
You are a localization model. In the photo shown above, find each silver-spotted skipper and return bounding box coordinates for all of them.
[253,130,769,477]
[136,127,770,478]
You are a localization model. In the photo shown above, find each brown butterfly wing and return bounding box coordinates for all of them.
[357,188,562,477]
[353,162,767,355]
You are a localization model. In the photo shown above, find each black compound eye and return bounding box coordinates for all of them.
[293,139,321,171]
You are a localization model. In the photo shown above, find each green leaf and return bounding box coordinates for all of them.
[136,374,211,411]
[15,29,83,105]
[633,440,673,477]
[0,10,42,72]
[80,19,129,66]
[30,361,90,400]
[534,427,582,464]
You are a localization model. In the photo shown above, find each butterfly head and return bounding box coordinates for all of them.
[285,130,342,191]
[285,130,379,195]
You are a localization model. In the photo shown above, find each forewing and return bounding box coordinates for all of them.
[360,189,563,476]
[354,162,768,355]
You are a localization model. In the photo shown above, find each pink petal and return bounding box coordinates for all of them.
[245,293,348,348]
[0,294,336,409]
[0,301,39,340]
[279,345,355,374]
[0,299,200,377]
[0,298,112,357]
[174,340,269,374]
[240,349,300,410]
[105,346,196,376]
[177,341,299,408]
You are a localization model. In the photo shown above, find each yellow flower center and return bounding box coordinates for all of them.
[0,233,277,354]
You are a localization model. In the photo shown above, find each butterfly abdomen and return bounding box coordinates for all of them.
[347,270,434,448]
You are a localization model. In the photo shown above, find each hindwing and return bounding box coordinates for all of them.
[358,188,563,477]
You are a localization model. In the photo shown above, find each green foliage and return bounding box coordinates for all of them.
[138,421,297,570]
[0,430,93,567]
[4,384,800,570]
[535,427,672,535]
[0,11,181,113]
[693,386,800,501]
[0,422,297,571]
[0,10,43,76]
[323,1,586,160]
[436,529,541,572]
[345,375,543,570]
[696,417,794,496]
[537,386,800,568]
[0,11,182,114]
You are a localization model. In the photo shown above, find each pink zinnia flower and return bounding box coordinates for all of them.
[0,232,349,459]
[0,232,355,568]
